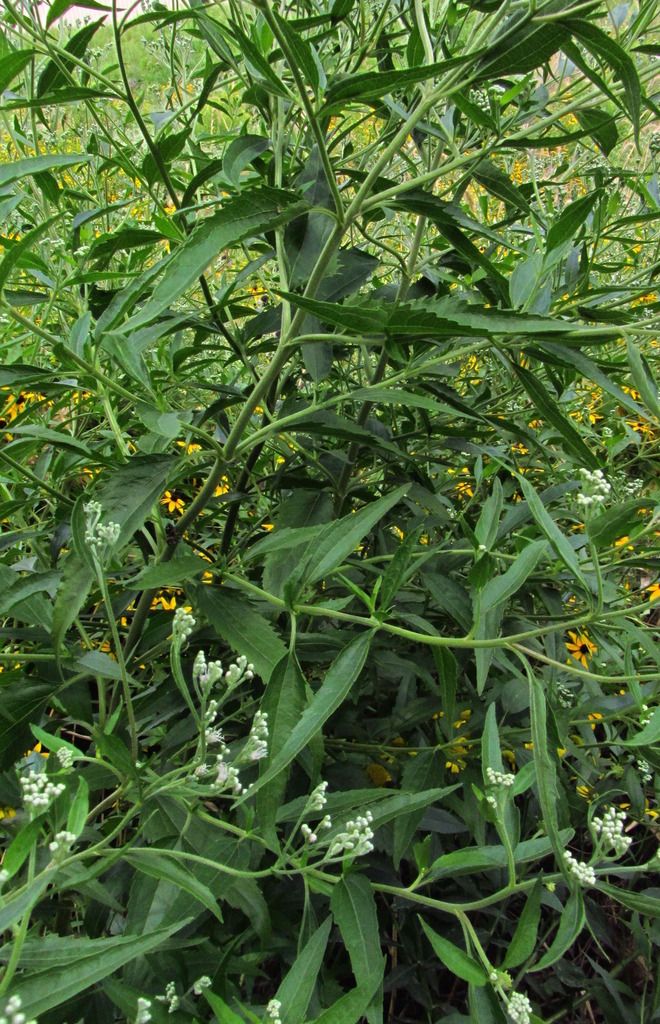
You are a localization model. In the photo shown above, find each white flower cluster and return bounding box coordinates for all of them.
[639,704,652,726]
[0,995,36,1024]
[84,501,120,559]
[637,758,652,785]
[243,711,269,763]
[172,608,196,643]
[328,812,374,858]
[195,749,242,795]
[507,991,533,1024]
[576,468,611,509]
[203,696,224,745]
[301,816,332,844]
[193,651,224,691]
[265,999,282,1024]
[56,747,75,769]
[224,655,255,687]
[306,780,328,812]
[20,773,65,812]
[135,997,152,1023]
[192,977,212,995]
[486,767,515,787]
[156,982,179,1014]
[564,850,596,886]
[48,830,76,858]
[592,807,632,856]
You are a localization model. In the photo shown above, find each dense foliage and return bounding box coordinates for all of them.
[0,0,659,1021]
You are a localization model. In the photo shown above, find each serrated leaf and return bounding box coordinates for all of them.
[123,188,308,330]
[196,586,287,681]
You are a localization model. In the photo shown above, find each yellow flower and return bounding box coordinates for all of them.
[646,582,660,602]
[576,784,595,801]
[587,712,603,731]
[161,491,185,515]
[262,522,275,532]
[613,535,632,548]
[391,525,405,540]
[565,630,596,668]
[214,477,230,497]
[0,807,16,821]
[366,763,393,786]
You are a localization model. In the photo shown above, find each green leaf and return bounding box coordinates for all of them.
[276,917,333,1024]
[478,22,569,77]
[37,20,103,96]
[517,475,588,590]
[546,192,600,253]
[131,553,210,589]
[0,50,35,93]
[511,363,597,467]
[626,338,660,419]
[307,966,385,1024]
[586,499,647,548]
[52,455,176,650]
[419,918,487,986]
[2,817,44,878]
[479,539,546,613]
[596,883,660,919]
[473,160,530,214]
[392,751,442,868]
[619,706,660,748]
[11,920,190,1017]
[530,890,585,972]
[123,187,308,330]
[569,20,641,140]
[0,215,62,296]
[526,665,563,866]
[273,12,320,93]
[0,154,90,188]
[46,0,111,27]
[575,108,618,155]
[66,777,89,836]
[124,849,223,920]
[0,875,53,934]
[481,704,503,776]
[301,485,410,586]
[321,55,473,114]
[196,587,287,682]
[256,652,308,840]
[331,876,383,1024]
[223,134,270,188]
[205,991,248,1024]
[502,882,542,969]
[237,631,372,803]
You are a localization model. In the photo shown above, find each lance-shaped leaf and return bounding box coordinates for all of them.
[123,188,308,330]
